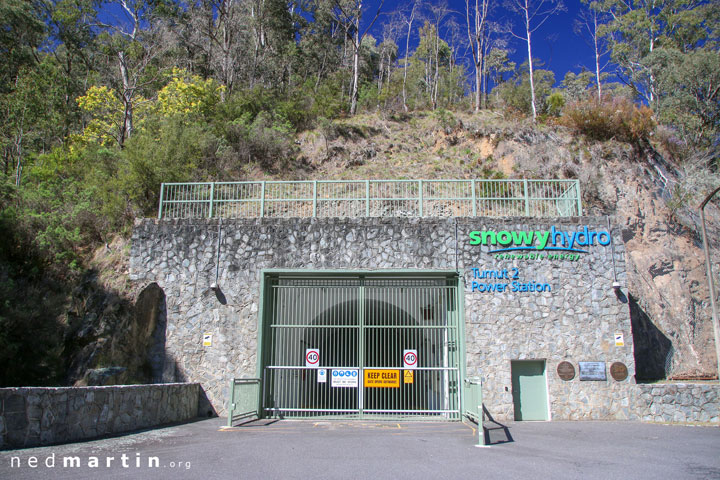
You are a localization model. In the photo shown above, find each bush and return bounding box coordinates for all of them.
[560,96,655,145]
[225,111,295,170]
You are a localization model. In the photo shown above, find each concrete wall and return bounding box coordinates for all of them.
[1,383,199,449]
[130,217,635,420]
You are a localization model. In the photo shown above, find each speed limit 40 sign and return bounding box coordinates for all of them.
[403,349,418,369]
[305,348,320,367]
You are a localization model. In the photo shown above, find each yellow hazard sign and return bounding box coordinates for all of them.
[404,370,414,384]
[364,369,400,388]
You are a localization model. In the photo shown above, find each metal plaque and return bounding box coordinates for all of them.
[610,362,629,381]
[578,361,606,381]
[557,361,575,381]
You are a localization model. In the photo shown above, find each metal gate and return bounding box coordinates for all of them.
[261,274,462,420]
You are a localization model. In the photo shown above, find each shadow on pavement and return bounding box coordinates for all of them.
[483,405,514,445]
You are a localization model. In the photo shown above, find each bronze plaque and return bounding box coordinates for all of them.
[610,362,629,381]
[557,361,575,381]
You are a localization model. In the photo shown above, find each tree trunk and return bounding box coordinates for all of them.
[524,4,537,122]
[349,6,361,115]
[593,14,602,102]
[402,3,416,112]
[118,51,133,146]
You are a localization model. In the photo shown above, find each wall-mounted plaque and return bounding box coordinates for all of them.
[610,362,629,381]
[579,361,606,381]
[557,361,575,381]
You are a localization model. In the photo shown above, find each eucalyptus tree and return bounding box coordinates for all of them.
[93,0,179,146]
[331,0,385,115]
[576,1,611,101]
[505,0,564,121]
[466,0,492,111]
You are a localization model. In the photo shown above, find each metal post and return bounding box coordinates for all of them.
[157,183,165,219]
[477,378,486,447]
[358,276,365,418]
[523,179,530,216]
[313,180,318,217]
[260,181,266,218]
[575,180,583,216]
[208,182,215,218]
[418,179,424,217]
[227,378,236,427]
[699,185,720,382]
[471,181,477,216]
[365,180,370,217]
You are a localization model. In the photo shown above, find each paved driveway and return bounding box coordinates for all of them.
[2,418,719,479]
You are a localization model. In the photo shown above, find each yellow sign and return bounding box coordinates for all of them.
[404,370,414,384]
[364,369,400,388]
[202,333,213,347]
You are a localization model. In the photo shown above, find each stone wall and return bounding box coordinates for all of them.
[0,383,199,449]
[129,217,634,420]
[634,383,720,424]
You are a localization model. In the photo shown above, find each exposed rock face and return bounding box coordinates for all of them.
[470,128,719,378]
[67,279,167,386]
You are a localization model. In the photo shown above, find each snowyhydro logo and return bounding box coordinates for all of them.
[469,226,611,254]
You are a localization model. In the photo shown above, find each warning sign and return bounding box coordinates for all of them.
[614,333,624,347]
[306,348,320,367]
[364,369,400,388]
[404,370,414,384]
[202,333,212,347]
[331,369,358,387]
[403,350,418,369]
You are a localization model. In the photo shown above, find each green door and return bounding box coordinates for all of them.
[511,360,549,421]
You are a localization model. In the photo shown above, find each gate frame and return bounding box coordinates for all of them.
[255,269,468,420]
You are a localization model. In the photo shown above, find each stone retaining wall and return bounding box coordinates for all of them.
[0,383,200,450]
[130,217,634,419]
[634,383,719,424]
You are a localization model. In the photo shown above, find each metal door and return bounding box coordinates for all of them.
[511,360,549,421]
[261,274,461,420]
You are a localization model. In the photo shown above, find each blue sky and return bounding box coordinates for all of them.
[361,1,599,87]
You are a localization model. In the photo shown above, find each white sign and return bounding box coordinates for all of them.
[331,369,359,387]
[202,333,212,347]
[614,333,624,347]
[317,369,327,383]
[403,349,418,369]
[305,348,320,367]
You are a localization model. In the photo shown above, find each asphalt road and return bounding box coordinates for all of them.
[2,417,719,480]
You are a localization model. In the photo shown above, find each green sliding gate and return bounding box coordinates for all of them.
[260,273,463,420]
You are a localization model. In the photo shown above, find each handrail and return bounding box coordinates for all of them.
[157,179,582,219]
[227,378,261,427]
[463,377,486,447]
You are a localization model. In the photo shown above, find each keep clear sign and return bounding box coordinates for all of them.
[364,370,400,388]
[331,369,358,387]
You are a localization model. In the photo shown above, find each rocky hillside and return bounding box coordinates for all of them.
[66,110,720,383]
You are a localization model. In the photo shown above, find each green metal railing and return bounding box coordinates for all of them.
[463,377,486,446]
[157,179,582,219]
[227,378,261,427]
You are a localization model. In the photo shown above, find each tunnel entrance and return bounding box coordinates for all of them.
[260,273,463,421]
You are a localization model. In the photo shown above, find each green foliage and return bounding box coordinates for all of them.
[224,111,295,170]
[644,47,720,149]
[546,92,566,117]
[497,65,556,116]
[560,95,655,145]
[121,117,222,214]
